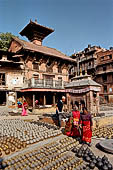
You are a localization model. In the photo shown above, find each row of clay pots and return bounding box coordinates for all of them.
[92,125,113,139]
[2,140,84,170]
[0,119,62,146]
[0,136,27,156]
[30,121,59,130]
[58,137,79,152]
[73,146,113,170]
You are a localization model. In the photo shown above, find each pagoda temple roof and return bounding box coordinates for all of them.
[19,20,54,41]
[11,37,76,62]
[65,78,101,88]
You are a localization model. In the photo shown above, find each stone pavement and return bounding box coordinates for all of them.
[0,106,39,121]
[0,115,39,121]
[90,138,113,165]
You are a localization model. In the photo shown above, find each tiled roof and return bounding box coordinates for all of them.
[12,37,76,62]
[65,79,101,88]
[20,20,54,37]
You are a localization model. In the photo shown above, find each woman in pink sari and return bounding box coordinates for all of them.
[21,100,28,116]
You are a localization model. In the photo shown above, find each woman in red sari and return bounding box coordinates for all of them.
[80,107,93,146]
[64,102,80,137]
[71,102,80,137]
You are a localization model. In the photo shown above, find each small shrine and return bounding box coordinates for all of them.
[65,70,101,115]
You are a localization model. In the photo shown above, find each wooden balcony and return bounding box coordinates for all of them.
[96,68,113,75]
[24,78,67,89]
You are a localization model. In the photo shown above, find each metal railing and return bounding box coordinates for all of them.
[0,80,6,86]
[24,78,67,89]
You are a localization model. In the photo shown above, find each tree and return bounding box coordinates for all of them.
[0,32,17,51]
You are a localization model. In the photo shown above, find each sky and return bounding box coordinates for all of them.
[0,0,113,56]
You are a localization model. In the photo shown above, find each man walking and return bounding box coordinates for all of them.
[56,96,66,128]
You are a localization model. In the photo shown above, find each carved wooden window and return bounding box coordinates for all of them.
[102,74,107,82]
[103,66,106,71]
[46,60,53,72]
[58,77,62,86]
[46,66,53,73]
[101,56,104,60]
[58,66,62,73]
[109,54,112,59]
[89,62,91,66]
[58,77,62,81]
[34,75,39,80]
[0,73,5,85]
[103,85,107,93]
[104,95,108,102]
[33,62,39,70]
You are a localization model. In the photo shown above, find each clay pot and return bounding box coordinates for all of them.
[89,151,93,157]
[11,147,15,152]
[97,161,103,168]
[107,163,113,170]
[5,149,10,155]
[17,144,21,149]
[92,159,97,164]
[102,155,108,162]
[91,155,96,160]
[97,156,102,162]
[85,156,91,162]
[102,165,109,170]
[83,153,88,159]
[89,162,95,169]
[77,151,82,158]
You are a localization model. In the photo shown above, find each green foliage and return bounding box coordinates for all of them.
[0,32,16,51]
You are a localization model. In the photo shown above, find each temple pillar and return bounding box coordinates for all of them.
[6,92,9,106]
[96,92,100,115]
[66,93,71,112]
[32,78,35,87]
[89,90,93,114]
[53,93,56,105]
[53,80,55,88]
[33,94,35,108]
[62,81,64,88]
[44,79,46,87]
[86,92,90,113]
[44,95,46,105]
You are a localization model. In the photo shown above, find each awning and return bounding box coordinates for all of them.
[20,88,65,92]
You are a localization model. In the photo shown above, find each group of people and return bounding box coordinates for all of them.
[17,95,93,146]
[17,98,28,116]
[56,97,93,146]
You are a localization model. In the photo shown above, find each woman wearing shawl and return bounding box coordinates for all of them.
[80,107,93,146]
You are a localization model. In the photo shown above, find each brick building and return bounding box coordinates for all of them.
[70,45,105,78]
[8,20,76,107]
[95,49,113,103]
[71,45,113,104]
[0,50,23,105]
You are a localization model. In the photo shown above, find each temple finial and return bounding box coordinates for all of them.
[35,19,37,23]
[80,67,82,76]
[85,68,87,75]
